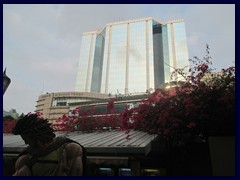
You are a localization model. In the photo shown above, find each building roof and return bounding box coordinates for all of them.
[82,17,184,35]
[3,130,157,156]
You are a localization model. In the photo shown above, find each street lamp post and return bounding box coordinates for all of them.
[3,68,11,95]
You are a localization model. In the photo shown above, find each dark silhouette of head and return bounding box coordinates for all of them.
[12,113,56,147]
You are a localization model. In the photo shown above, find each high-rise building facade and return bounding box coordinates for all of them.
[75,17,189,95]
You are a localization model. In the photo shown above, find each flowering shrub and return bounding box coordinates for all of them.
[3,120,17,133]
[121,45,235,145]
[3,46,235,146]
[52,99,122,132]
[49,45,235,145]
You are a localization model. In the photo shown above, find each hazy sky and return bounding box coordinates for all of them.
[3,4,235,114]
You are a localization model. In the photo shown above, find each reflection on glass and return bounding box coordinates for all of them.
[173,22,189,81]
[128,21,147,93]
[76,34,96,91]
[108,24,127,94]
[76,18,189,94]
[91,29,106,92]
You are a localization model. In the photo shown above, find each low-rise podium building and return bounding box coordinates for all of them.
[35,92,109,123]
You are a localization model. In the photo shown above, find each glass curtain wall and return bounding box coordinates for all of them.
[173,22,189,81]
[101,27,110,94]
[148,20,155,91]
[162,25,171,83]
[152,20,165,88]
[166,24,174,80]
[128,21,147,94]
[107,24,127,95]
[91,29,106,92]
[52,97,91,107]
[76,18,189,94]
[164,22,189,82]
[75,33,96,92]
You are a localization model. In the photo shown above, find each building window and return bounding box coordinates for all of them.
[56,102,67,106]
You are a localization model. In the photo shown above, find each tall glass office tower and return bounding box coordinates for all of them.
[75,17,189,95]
